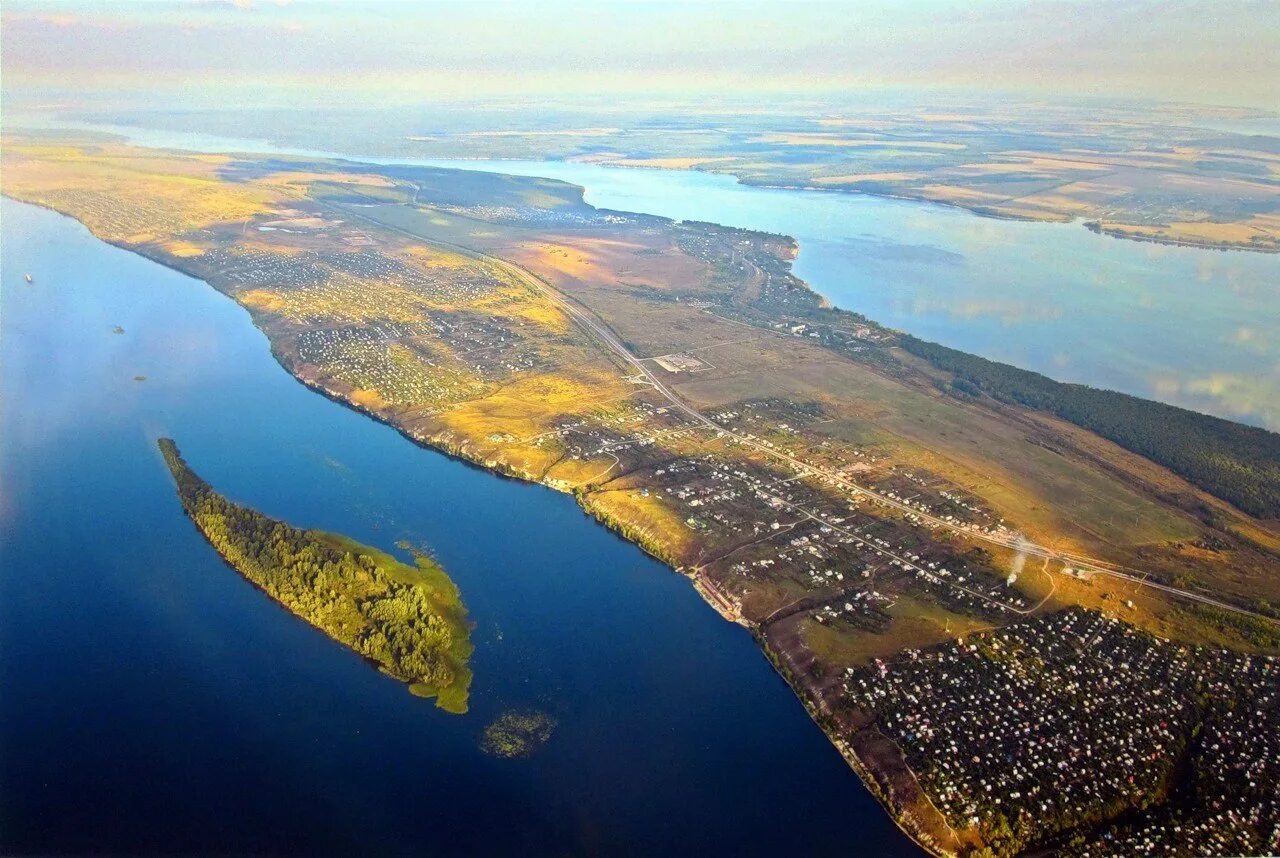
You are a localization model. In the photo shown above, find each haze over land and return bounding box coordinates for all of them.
[7,0,1278,259]
[4,0,1278,107]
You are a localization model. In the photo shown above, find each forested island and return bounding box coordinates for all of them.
[159,438,473,712]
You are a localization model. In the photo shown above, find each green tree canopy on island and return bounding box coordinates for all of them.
[159,438,473,712]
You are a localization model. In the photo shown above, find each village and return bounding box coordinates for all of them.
[187,162,1280,858]
[501,390,1032,628]
[844,607,1279,855]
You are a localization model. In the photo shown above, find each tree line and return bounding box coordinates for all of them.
[899,336,1280,519]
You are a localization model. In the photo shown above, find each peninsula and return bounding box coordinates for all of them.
[78,99,1280,252]
[159,438,473,713]
[8,135,1277,855]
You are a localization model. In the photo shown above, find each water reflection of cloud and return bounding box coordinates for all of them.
[1221,325,1278,357]
[836,236,966,267]
[1196,253,1216,283]
[1221,266,1271,301]
[906,296,1063,326]
[1149,368,1280,431]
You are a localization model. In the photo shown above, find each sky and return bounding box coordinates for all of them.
[2,0,1278,111]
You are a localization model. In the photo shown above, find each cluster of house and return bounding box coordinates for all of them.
[330,248,499,294]
[207,231,508,310]
[511,395,1027,624]
[908,561,1032,620]
[843,607,1277,853]
[668,221,828,322]
[812,589,894,632]
[205,234,564,407]
[551,406,700,466]
[641,446,1024,623]
[201,246,331,291]
[1072,644,1278,856]
[42,187,193,244]
[297,326,475,406]
[670,227,761,291]
[713,403,1004,537]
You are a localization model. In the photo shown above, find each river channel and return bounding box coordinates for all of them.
[0,197,912,855]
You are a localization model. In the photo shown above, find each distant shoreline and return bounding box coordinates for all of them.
[555,154,1280,255]
[13,117,1275,256]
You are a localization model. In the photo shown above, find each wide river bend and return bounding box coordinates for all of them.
[0,198,912,855]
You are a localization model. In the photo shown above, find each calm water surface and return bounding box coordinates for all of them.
[0,198,910,855]
[40,120,1280,428]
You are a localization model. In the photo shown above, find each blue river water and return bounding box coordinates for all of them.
[0,198,912,855]
[35,119,1280,430]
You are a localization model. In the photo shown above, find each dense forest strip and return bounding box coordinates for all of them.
[159,438,473,712]
[899,336,1280,519]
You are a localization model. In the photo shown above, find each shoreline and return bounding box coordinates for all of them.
[5,195,941,853]
[1081,220,1280,254]
[557,154,1279,255]
[756,628,954,856]
[12,117,1273,256]
[289,342,953,856]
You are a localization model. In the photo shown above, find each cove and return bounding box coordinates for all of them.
[0,198,913,855]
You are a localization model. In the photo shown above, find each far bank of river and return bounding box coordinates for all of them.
[34,118,1280,431]
[416,156,1280,432]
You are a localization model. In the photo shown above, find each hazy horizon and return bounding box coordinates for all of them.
[4,0,1278,113]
